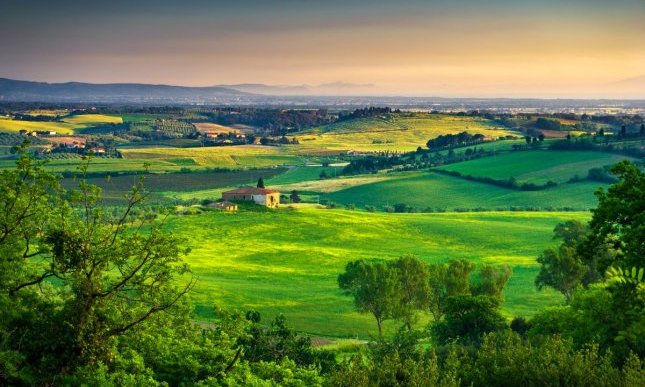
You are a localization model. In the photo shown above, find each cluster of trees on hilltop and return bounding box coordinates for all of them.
[0,149,643,385]
[426,131,486,149]
[337,107,396,121]
[534,117,562,130]
[205,108,333,135]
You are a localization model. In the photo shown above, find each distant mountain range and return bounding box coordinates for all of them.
[1,78,644,109]
[217,82,376,96]
[0,78,379,103]
[0,78,252,103]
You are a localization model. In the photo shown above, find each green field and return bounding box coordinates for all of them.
[0,157,185,174]
[296,113,518,152]
[65,168,287,204]
[0,114,123,135]
[326,171,605,210]
[437,150,630,184]
[119,145,311,169]
[172,208,589,338]
[61,114,122,125]
[0,117,78,134]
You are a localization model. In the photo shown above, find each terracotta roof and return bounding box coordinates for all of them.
[223,187,279,195]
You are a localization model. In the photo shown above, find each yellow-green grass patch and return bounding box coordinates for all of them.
[62,114,123,125]
[295,114,518,151]
[0,117,78,134]
[174,208,589,338]
[119,145,308,169]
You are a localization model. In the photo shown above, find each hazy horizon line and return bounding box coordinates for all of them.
[3,76,645,101]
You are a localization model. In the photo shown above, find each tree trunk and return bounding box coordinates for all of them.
[376,317,383,337]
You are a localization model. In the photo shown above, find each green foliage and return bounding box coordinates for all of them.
[535,220,589,301]
[0,153,325,385]
[326,170,605,211]
[463,332,631,387]
[241,314,336,373]
[535,117,562,130]
[330,330,644,386]
[338,260,402,336]
[328,352,453,387]
[583,161,644,274]
[431,295,507,346]
[428,259,508,322]
[436,150,628,185]
[606,266,645,286]
[471,264,512,301]
[0,151,62,294]
[389,255,431,330]
[536,245,587,301]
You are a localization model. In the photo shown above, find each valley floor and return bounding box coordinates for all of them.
[172,208,589,338]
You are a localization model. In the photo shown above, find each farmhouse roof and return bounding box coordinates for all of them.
[223,187,279,195]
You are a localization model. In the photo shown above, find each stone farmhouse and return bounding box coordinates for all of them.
[222,187,280,208]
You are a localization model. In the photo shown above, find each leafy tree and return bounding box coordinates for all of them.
[256,177,265,188]
[338,260,401,336]
[431,295,506,346]
[241,313,335,373]
[535,220,589,301]
[427,263,449,321]
[0,154,195,382]
[446,259,476,296]
[471,264,512,302]
[319,170,329,179]
[427,259,476,321]
[581,161,644,278]
[388,255,430,330]
[536,244,586,302]
[0,151,61,296]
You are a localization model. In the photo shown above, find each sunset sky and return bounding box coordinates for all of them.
[1,0,644,98]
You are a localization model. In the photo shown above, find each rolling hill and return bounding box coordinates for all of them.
[295,113,517,151]
[325,171,605,211]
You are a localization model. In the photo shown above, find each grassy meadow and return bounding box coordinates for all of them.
[119,145,311,169]
[0,114,122,134]
[172,208,589,338]
[437,150,629,184]
[326,171,606,210]
[296,113,518,152]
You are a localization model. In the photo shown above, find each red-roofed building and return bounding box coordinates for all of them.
[222,187,280,208]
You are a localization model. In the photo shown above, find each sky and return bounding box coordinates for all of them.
[1,0,644,98]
